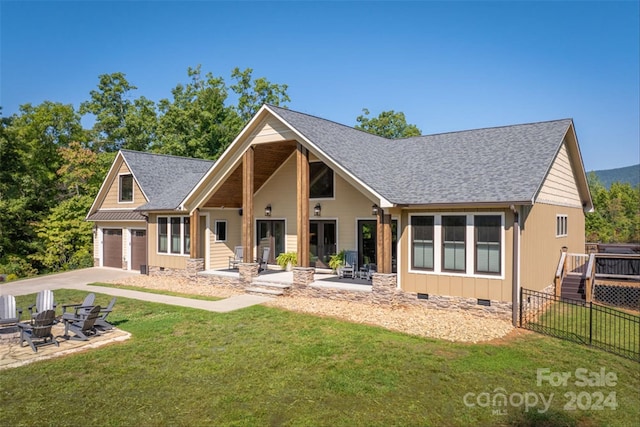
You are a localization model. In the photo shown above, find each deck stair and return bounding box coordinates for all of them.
[560,275,585,301]
[245,280,291,297]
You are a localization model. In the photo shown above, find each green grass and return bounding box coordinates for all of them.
[87,282,223,301]
[529,301,640,361]
[2,290,639,426]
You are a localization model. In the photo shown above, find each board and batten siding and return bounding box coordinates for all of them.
[536,139,582,208]
[398,208,514,303]
[147,214,188,270]
[101,162,147,209]
[519,203,585,292]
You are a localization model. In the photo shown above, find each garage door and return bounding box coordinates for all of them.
[130,229,147,271]
[103,229,123,268]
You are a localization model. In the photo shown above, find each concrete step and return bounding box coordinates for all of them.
[251,281,291,289]
[246,287,285,296]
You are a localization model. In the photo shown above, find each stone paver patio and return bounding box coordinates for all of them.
[0,323,130,370]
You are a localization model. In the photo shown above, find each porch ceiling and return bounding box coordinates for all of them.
[203,140,297,208]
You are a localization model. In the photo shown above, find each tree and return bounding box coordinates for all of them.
[355,108,422,138]
[0,102,86,268]
[81,72,158,152]
[230,67,290,122]
[154,66,290,160]
[30,194,95,271]
[585,173,640,243]
[57,142,100,197]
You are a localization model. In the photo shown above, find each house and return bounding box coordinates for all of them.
[87,105,593,320]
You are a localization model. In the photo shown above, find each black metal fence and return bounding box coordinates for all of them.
[520,288,640,361]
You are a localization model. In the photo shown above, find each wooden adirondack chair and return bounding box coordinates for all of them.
[17,309,59,352]
[62,305,101,341]
[228,246,243,269]
[0,294,22,327]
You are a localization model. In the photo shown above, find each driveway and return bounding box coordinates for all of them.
[0,267,139,296]
[0,267,271,313]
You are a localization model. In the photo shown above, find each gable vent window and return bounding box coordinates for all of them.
[556,215,568,237]
[119,174,133,202]
[309,162,334,199]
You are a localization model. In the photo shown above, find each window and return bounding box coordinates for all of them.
[309,162,334,198]
[411,216,434,270]
[475,215,501,274]
[158,218,168,253]
[410,213,504,278]
[556,215,568,237]
[184,217,191,254]
[158,216,189,255]
[170,218,181,254]
[442,216,466,271]
[119,174,133,202]
[215,220,227,242]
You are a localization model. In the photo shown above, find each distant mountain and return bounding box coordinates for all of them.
[589,164,640,189]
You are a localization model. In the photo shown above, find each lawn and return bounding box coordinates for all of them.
[2,289,639,426]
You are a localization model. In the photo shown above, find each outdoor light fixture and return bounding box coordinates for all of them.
[265,204,272,217]
[314,203,321,216]
[238,208,243,216]
[372,204,379,216]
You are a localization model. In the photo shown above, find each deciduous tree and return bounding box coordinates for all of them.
[355,108,422,138]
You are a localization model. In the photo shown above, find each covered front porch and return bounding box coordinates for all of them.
[198,267,374,295]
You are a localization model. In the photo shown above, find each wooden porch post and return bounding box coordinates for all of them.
[189,209,199,258]
[376,209,392,274]
[242,148,254,261]
[296,143,310,267]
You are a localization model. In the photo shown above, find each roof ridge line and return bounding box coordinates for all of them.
[120,149,216,164]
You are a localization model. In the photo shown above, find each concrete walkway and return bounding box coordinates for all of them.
[0,268,273,370]
[0,267,273,313]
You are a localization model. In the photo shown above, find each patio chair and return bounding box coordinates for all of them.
[27,289,57,317]
[17,309,58,352]
[62,305,101,341]
[94,297,117,330]
[0,295,22,327]
[228,246,243,269]
[257,246,270,272]
[61,293,96,320]
[339,250,358,279]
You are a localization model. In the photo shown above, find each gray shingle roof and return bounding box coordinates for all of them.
[268,105,572,205]
[120,150,214,211]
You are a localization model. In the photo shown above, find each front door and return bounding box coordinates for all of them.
[257,220,285,264]
[310,220,336,268]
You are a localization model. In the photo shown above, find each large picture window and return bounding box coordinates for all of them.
[119,174,133,202]
[475,215,501,274]
[309,162,334,199]
[158,216,189,255]
[411,216,434,270]
[410,213,504,278]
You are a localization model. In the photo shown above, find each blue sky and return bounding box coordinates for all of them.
[1,1,638,171]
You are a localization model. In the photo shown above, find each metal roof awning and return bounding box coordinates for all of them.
[86,210,146,222]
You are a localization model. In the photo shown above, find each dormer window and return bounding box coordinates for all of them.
[119,174,133,202]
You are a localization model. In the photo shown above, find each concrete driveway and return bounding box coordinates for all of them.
[0,267,271,313]
[0,267,139,296]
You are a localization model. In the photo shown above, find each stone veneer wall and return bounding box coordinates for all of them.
[153,265,517,320]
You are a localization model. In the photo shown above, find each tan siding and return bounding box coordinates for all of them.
[147,214,188,270]
[207,209,243,269]
[251,117,294,145]
[253,155,376,258]
[101,163,147,209]
[399,208,513,302]
[520,203,585,292]
[537,140,582,208]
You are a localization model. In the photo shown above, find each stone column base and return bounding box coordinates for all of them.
[293,267,315,288]
[239,263,259,284]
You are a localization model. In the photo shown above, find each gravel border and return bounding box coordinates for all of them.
[110,276,514,343]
